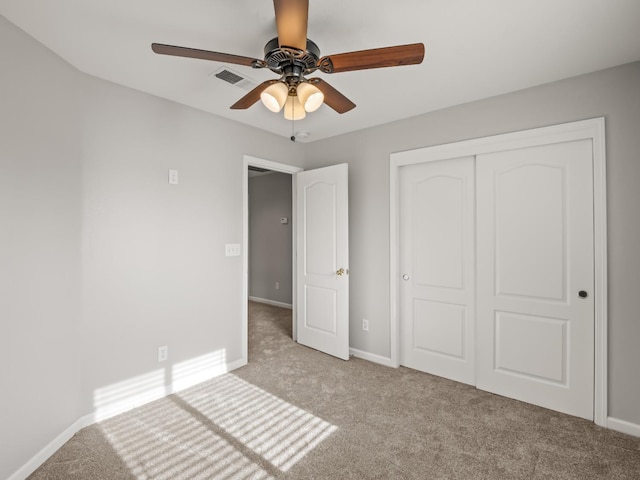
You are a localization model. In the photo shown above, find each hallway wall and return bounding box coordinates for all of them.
[249,172,293,306]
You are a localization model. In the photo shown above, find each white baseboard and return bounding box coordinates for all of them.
[7,414,94,480]
[249,296,292,309]
[350,348,395,368]
[8,357,247,480]
[222,358,247,374]
[607,417,640,438]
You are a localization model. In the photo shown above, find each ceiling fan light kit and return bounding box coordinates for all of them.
[296,82,324,112]
[260,81,288,112]
[152,0,424,126]
[284,94,306,120]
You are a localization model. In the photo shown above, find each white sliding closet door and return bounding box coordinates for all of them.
[475,140,595,420]
[399,157,476,385]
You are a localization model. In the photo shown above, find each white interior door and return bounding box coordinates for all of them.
[399,157,476,385]
[476,139,595,419]
[296,163,349,360]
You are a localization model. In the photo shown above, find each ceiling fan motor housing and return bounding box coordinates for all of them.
[263,37,321,85]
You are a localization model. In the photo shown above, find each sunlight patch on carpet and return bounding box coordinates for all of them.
[97,373,337,479]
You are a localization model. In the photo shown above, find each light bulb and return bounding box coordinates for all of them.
[297,82,324,112]
[283,95,306,120]
[260,82,288,113]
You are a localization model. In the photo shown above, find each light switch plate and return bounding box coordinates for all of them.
[168,169,179,185]
[158,345,168,362]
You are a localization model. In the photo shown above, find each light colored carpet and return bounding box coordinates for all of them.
[29,301,640,479]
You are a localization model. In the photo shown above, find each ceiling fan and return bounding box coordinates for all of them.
[152,0,425,119]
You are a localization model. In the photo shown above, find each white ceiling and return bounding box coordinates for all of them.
[2,0,640,142]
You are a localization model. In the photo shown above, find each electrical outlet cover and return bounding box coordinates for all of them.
[225,243,241,257]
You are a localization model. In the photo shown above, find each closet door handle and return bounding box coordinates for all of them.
[402,274,410,281]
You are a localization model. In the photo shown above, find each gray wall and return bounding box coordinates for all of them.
[0,15,82,478]
[304,61,640,425]
[249,172,293,305]
[0,16,304,480]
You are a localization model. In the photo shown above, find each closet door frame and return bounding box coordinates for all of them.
[389,117,607,426]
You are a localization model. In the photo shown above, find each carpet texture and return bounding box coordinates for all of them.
[29,302,640,479]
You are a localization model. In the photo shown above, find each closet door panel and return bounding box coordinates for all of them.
[476,139,594,420]
[399,157,476,385]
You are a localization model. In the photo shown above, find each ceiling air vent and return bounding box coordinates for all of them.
[212,67,257,91]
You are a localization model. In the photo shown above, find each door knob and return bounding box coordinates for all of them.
[336,268,346,276]
[402,274,410,281]
[578,290,588,298]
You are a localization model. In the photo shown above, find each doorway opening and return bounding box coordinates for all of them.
[242,155,302,365]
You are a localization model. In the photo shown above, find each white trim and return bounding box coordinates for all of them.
[391,118,606,165]
[389,117,607,426]
[168,357,247,397]
[249,296,293,309]
[8,357,246,480]
[389,162,401,368]
[350,348,395,368]
[243,155,302,351]
[244,155,303,175]
[291,176,298,341]
[607,417,640,438]
[592,119,608,427]
[242,161,249,366]
[7,415,93,480]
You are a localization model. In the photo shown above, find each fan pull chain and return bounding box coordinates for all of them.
[290,97,296,142]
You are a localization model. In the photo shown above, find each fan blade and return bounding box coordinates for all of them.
[152,43,262,68]
[230,80,279,110]
[273,0,308,51]
[310,78,356,114]
[318,43,425,73]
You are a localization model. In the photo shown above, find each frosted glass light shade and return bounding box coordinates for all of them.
[297,82,324,112]
[283,95,306,120]
[260,82,288,112]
